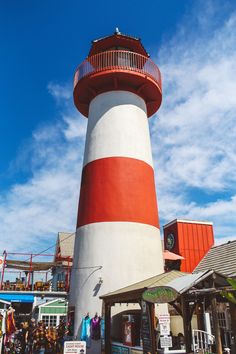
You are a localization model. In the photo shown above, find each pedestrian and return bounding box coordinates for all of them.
[32,320,48,354]
[17,322,28,353]
[26,318,37,354]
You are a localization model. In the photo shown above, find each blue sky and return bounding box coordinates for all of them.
[1,0,236,253]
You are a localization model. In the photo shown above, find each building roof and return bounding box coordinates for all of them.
[88,30,149,57]
[194,240,236,277]
[100,270,187,301]
[163,219,213,229]
[101,270,229,304]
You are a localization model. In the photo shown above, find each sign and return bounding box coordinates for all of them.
[143,286,179,303]
[0,257,3,270]
[160,336,172,348]
[64,341,86,354]
[158,314,170,324]
[160,323,170,336]
[166,233,175,250]
[141,300,155,354]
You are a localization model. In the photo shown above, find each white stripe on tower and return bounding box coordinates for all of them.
[70,90,164,336]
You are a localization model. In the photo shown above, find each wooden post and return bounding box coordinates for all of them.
[105,302,111,354]
[181,295,192,353]
[211,296,222,354]
[229,302,236,354]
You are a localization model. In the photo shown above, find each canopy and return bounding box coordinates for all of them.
[6,260,57,271]
[163,250,184,260]
[0,294,34,303]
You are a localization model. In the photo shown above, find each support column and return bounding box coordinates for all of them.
[104,302,111,354]
[181,295,192,353]
[229,302,236,354]
[211,296,222,354]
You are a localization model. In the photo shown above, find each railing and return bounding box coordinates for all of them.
[74,50,161,88]
[192,329,215,353]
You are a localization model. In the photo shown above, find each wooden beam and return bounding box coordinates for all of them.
[170,302,182,316]
[181,295,192,353]
[229,302,236,354]
[211,296,222,354]
[104,302,111,354]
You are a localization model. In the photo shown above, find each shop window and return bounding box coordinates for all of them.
[42,315,57,328]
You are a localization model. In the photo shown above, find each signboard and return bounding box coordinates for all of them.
[160,323,170,336]
[158,314,170,324]
[64,341,86,354]
[160,336,172,348]
[143,286,179,304]
[141,300,155,354]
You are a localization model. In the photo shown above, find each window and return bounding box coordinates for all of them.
[42,315,57,328]
[59,315,66,324]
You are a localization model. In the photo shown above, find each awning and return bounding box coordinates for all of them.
[6,260,56,271]
[0,294,34,303]
[163,250,184,260]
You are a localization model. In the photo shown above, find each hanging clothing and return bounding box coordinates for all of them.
[91,316,101,340]
[6,309,16,335]
[80,316,91,347]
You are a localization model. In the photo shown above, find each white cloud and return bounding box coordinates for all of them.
[150,5,236,242]
[0,89,86,252]
[47,82,72,101]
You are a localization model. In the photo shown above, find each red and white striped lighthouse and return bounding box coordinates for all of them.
[70,30,164,337]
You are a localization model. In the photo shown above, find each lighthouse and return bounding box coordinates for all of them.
[70,30,164,340]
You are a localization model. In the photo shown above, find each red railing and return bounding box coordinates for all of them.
[74,50,161,88]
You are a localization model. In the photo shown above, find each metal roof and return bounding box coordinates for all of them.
[100,270,187,299]
[167,271,211,294]
[194,240,236,277]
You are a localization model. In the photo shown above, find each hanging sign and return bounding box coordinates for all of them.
[143,286,179,304]
[160,323,170,336]
[160,336,172,348]
[64,341,86,354]
[158,314,170,324]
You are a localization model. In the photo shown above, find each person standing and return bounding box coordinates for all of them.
[32,321,48,354]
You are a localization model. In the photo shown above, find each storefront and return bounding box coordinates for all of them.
[100,270,235,354]
[0,293,34,325]
[37,298,68,328]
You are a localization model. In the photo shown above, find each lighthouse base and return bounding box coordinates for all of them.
[69,221,164,349]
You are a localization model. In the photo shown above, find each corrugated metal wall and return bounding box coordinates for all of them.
[164,221,214,272]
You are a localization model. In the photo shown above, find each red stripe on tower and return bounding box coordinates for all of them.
[77,157,160,228]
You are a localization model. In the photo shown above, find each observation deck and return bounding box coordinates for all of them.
[73,50,162,117]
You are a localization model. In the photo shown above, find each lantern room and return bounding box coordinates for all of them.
[73,30,162,117]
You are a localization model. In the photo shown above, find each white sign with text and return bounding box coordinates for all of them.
[64,341,86,354]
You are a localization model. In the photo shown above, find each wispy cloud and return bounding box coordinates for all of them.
[1,1,236,253]
[0,88,86,252]
[151,1,236,241]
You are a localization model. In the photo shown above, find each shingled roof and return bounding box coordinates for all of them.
[194,240,236,277]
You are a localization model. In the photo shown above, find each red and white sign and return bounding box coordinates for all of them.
[64,341,86,354]
[158,314,170,324]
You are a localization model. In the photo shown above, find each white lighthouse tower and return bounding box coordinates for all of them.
[70,30,164,342]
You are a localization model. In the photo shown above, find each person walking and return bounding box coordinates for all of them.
[32,321,48,354]
[26,318,37,354]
